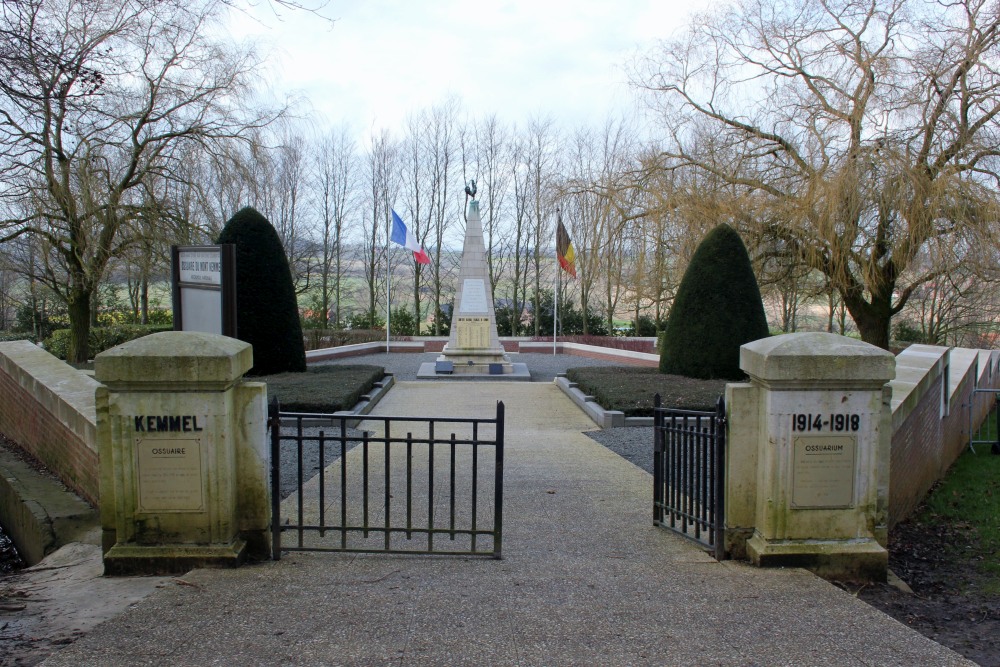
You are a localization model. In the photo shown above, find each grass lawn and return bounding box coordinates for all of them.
[918,408,1000,592]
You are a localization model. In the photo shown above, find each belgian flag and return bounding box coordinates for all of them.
[556,212,576,278]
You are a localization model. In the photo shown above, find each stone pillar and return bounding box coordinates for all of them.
[741,333,894,581]
[95,331,269,575]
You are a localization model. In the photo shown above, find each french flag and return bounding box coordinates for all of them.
[391,209,431,265]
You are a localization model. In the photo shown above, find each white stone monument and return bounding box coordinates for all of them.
[730,333,894,581]
[418,194,528,380]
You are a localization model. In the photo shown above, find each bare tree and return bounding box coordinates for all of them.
[632,0,1000,349]
[0,0,283,361]
[423,98,462,335]
[466,114,515,304]
[314,126,357,328]
[360,129,397,328]
[524,116,561,337]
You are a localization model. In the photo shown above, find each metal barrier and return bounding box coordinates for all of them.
[268,401,504,559]
[653,394,726,560]
[967,389,1000,454]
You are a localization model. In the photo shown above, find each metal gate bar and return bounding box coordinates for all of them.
[653,394,726,560]
[268,401,504,559]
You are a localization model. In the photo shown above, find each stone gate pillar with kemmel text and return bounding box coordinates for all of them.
[95,331,270,575]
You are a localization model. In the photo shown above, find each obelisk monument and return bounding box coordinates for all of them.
[440,188,512,371]
[418,183,527,379]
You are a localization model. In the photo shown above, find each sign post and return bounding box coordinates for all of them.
[171,245,237,337]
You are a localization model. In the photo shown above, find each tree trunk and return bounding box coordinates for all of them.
[141,277,149,325]
[843,287,893,350]
[67,291,92,363]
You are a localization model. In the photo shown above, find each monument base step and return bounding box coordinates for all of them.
[416,362,531,381]
[103,538,247,576]
[746,533,887,582]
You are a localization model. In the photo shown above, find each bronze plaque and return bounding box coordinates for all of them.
[455,316,490,349]
[791,435,857,509]
[136,439,204,512]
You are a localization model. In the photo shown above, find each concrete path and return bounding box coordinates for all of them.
[43,382,972,666]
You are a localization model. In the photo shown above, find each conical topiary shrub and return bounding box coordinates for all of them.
[659,223,769,379]
[217,206,306,375]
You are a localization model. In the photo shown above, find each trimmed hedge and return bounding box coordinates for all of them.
[0,332,37,344]
[44,324,173,360]
[565,366,725,416]
[264,364,385,412]
[660,224,769,379]
[217,207,306,376]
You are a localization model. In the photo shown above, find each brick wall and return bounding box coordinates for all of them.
[888,346,999,526]
[0,342,99,505]
[889,373,944,524]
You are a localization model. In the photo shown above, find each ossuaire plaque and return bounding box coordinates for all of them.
[459,278,488,313]
[136,438,204,513]
[455,316,490,349]
[791,435,857,509]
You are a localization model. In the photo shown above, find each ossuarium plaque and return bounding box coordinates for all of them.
[791,435,857,509]
[136,438,205,513]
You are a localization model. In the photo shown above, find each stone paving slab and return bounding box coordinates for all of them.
[42,382,973,666]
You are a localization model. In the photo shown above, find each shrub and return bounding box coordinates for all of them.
[893,320,925,344]
[44,324,173,360]
[627,315,664,337]
[0,331,37,344]
[217,207,306,376]
[389,308,417,336]
[430,305,452,336]
[659,223,769,379]
[302,328,386,351]
[347,311,385,330]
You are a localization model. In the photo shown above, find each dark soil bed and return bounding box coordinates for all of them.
[852,518,1000,666]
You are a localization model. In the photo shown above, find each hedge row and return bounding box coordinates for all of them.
[44,324,174,360]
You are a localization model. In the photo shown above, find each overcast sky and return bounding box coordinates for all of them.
[231,0,719,136]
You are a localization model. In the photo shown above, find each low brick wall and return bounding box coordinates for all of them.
[887,345,999,526]
[307,338,660,366]
[0,341,100,505]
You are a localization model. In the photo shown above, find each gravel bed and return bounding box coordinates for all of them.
[582,426,653,475]
[274,422,366,500]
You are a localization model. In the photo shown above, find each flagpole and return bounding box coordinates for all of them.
[386,210,391,354]
[553,208,559,356]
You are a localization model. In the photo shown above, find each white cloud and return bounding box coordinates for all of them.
[231,0,718,134]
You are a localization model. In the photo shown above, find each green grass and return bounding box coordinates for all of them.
[565,366,729,416]
[264,364,384,413]
[919,407,1000,591]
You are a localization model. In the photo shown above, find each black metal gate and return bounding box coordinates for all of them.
[268,401,504,559]
[653,394,726,560]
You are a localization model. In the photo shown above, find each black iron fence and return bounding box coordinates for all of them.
[268,401,504,559]
[653,394,727,560]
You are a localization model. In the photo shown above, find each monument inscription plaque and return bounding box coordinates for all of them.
[456,316,490,349]
[459,278,489,313]
[791,435,857,509]
[136,438,204,513]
